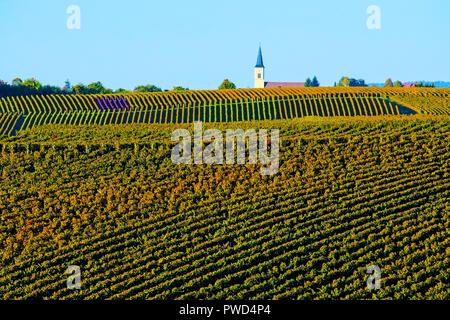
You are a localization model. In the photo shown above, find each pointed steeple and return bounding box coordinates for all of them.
[255,45,264,68]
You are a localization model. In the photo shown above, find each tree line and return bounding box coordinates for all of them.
[0,76,241,97]
[335,77,435,88]
[0,78,192,98]
[0,76,435,98]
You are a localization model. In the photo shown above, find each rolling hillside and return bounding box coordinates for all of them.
[0,116,448,299]
[1,87,449,137]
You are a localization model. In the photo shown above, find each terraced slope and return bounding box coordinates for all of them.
[0,116,448,299]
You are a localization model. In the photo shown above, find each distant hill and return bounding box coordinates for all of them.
[368,81,450,88]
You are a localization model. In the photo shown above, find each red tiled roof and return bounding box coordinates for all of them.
[264,82,305,88]
[402,83,419,88]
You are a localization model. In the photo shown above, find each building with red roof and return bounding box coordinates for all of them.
[264,82,305,88]
[254,46,305,88]
[402,83,420,88]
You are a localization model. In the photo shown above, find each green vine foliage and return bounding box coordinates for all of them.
[0,115,448,299]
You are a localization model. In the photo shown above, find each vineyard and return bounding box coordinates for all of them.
[0,115,448,299]
[0,87,449,137]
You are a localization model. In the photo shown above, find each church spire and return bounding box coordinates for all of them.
[254,44,265,88]
[255,45,264,68]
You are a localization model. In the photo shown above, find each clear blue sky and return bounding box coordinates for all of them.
[1,0,449,90]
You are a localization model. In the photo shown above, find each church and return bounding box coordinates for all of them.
[254,45,305,89]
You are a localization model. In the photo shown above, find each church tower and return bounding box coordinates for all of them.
[254,45,265,88]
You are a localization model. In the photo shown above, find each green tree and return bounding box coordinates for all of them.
[311,76,320,87]
[134,85,162,93]
[384,78,394,87]
[87,82,104,93]
[22,78,42,90]
[305,78,312,87]
[338,77,367,87]
[394,81,403,87]
[114,88,130,93]
[12,78,23,86]
[87,82,112,94]
[338,77,351,87]
[72,84,89,94]
[416,82,435,88]
[218,79,236,90]
[172,86,188,91]
[349,79,367,87]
